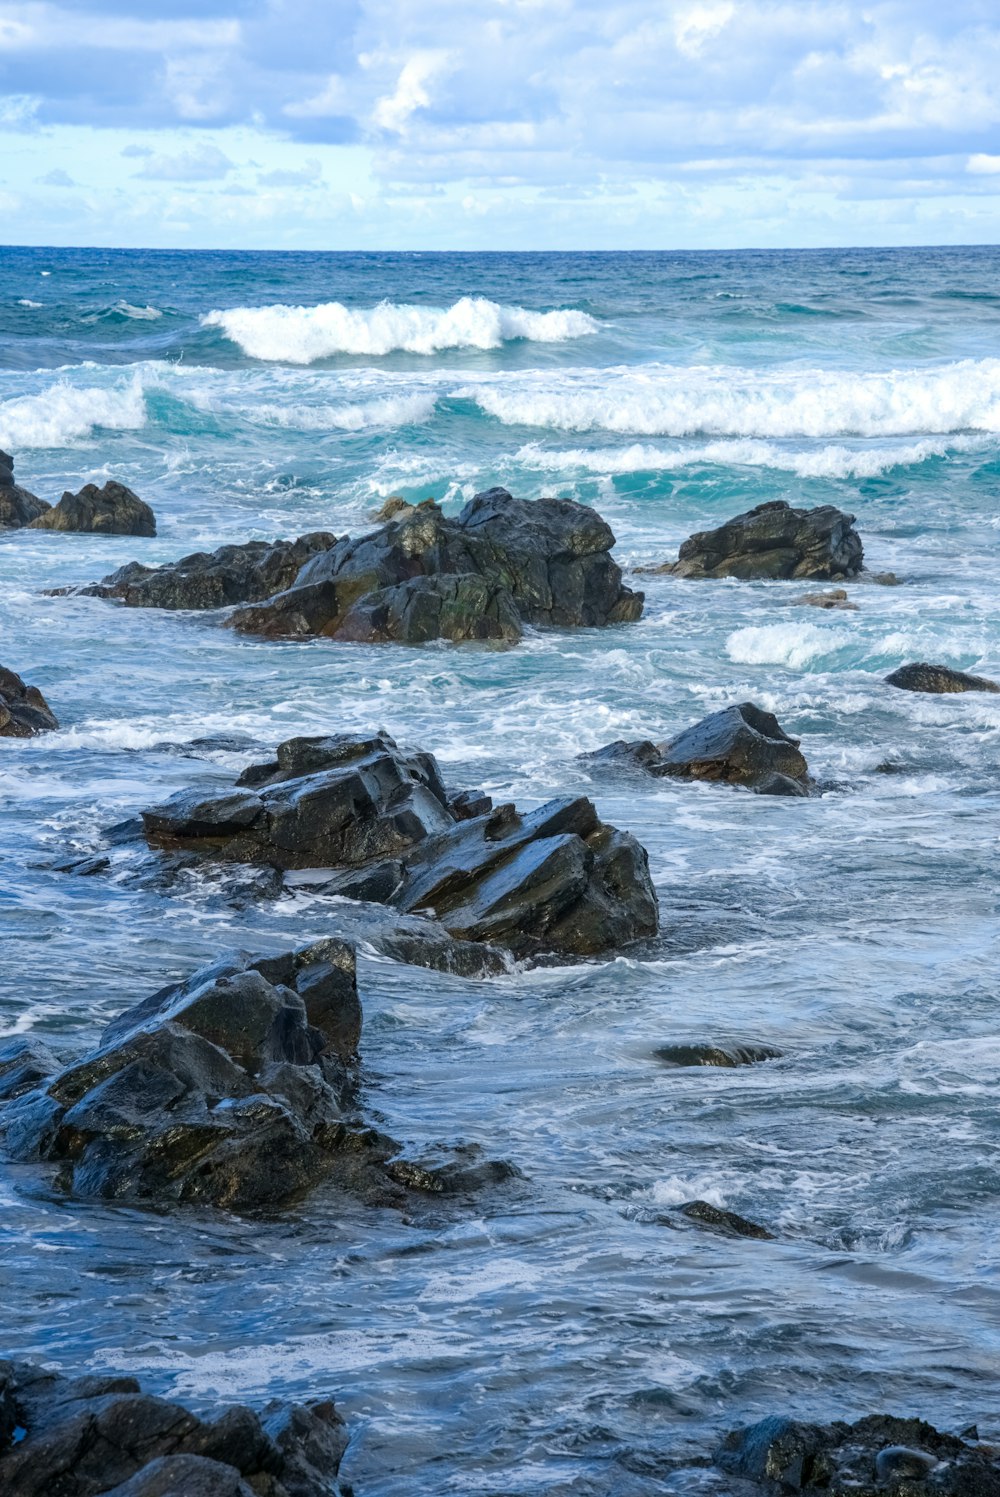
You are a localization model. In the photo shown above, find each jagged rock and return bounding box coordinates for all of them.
[885,662,1000,695]
[680,1200,774,1239]
[0,663,58,738]
[372,494,416,522]
[0,450,50,528]
[789,588,858,610]
[0,1359,347,1497]
[654,1042,782,1068]
[715,1412,1000,1494]
[30,480,156,537]
[142,731,658,961]
[229,488,642,644]
[73,533,337,610]
[646,500,863,580]
[581,703,809,792]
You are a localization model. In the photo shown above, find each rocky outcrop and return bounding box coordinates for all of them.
[76,533,337,610]
[715,1413,1000,1494]
[654,1042,783,1067]
[141,731,659,960]
[30,480,156,537]
[229,488,642,645]
[648,500,863,580]
[0,663,58,738]
[0,1358,348,1497]
[885,662,1000,695]
[581,703,809,795]
[789,588,858,611]
[0,451,50,528]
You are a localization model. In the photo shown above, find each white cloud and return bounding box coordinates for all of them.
[967,152,1000,174]
[372,50,452,134]
[135,142,234,181]
[674,2,735,59]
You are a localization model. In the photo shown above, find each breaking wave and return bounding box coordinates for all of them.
[0,374,148,449]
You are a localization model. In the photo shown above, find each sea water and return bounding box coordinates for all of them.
[2,246,1000,1495]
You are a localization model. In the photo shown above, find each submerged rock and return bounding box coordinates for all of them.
[582,703,809,794]
[646,500,863,581]
[30,480,156,537]
[680,1200,774,1240]
[75,532,337,609]
[715,1412,1000,1494]
[0,663,58,738]
[789,588,858,610]
[230,488,642,645]
[654,1042,783,1068]
[0,1358,348,1497]
[885,662,1000,695]
[0,450,50,529]
[142,730,659,961]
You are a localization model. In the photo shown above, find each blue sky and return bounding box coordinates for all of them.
[2,0,1000,249]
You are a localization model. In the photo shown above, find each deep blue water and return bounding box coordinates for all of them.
[2,246,1000,1495]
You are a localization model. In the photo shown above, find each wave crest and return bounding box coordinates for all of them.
[0,374,147,449]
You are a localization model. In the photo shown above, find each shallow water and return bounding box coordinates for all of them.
[2,246,1000,1494]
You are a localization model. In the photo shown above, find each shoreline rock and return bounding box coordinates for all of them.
[30,480,156,537]
[641,500,864,581]
[885,662,1000,695]
[0,451,50,529]
[0,663,58,738]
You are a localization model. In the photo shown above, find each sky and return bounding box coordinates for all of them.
[1,0,1000,250]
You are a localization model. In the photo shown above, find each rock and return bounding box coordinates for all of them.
[789,588,858,610]
[715,1413,1000,1494]
[0,1038,59,1101]
[0,663,58,738]
[885,662,1000,695]
[648,500,863,580]
[0,451,50,529]
[0,1358,347,1497]
[74,533,337,610]
[868,570,900,585]
[142,731,658,961]
[679,1200,774,1239]
[229,488,642,644]
[654,1042,782,1068]
[582,703,809,792]
[29,480,156,537]
[372,494,416,521]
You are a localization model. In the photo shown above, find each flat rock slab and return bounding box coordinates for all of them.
[644,500,863,580]
[885,662,1000,694]
[582,703,809,793]
[0,663,58,738]
[74,532,337,609]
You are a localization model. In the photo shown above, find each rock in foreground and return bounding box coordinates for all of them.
[0,450,50,529]
[582,703,809,795]
[142,731,658,960]
[30,480,156,537]
[0,1358,347,1497]
[885,662,1000,695]
[650,500,863,580]
[0,663,58,738]
[74,532,337,609]
[716,1412,1000,1494]
[230,488,642,644]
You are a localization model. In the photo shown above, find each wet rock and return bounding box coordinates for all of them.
[582,703,809,792]
[0,1358,347,1497]
[142,731,658,961]
[647,500,863,580]
[0,1038,58,1101]
[229,488,642,644]
[372,494,417,522]
[679,1200,774,1240]
[654,1042,782,1068]
[885,662,1000,695]
[0,450,50,529]
[76,532,336,610]
[789,587,858,610]
[0,663,59,738]
[30,480,156,537]
[54,853,111,876]
[715,1412,1000,1494]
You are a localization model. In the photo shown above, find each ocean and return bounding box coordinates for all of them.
[2,245,1000,1494]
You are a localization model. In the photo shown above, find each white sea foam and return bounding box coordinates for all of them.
[186,388,438,432]
[465,358,1000,438]
[0,373,147,448]
[202,296,598,362]
[17,298,42,309]
[726,622,857,669]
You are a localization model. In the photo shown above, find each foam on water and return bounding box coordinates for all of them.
[0,372,148,449]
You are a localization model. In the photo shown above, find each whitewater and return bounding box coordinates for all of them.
[2,245,1000,1497]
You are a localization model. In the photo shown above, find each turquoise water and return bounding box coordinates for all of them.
[2,247,1000,1495]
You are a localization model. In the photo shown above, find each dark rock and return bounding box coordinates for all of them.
[54,853,111,876]
[885,662,1000,695]
[716,1412,1000,1494]
[0,663,59,738]
[372,494,413,522]
[143,732,658,961]
[648,500,863,580]
[448,789,493,821]
[229,488,642,644]
[30,480,156,537]
[653,1042,782,1068]
[0,1038,59,1101]
[0,451,50,529]
[582,703,809,792]
[679,1200,774,1239]
[75,532,336,610]
[789,588,858,610]
[752,771,810,798]
[0,1358,347,1497]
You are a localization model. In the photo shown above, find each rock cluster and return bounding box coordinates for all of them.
[229,488,643,644]
[30,480,156,537]
[0,451,50,528]
[649,500,864,580]
[582,703,809,796]
[0,663,58,738]
[885,662,1000,695]
[141,731,659,960]
[0,1358,348,1497]
[78,533,337,610]
[716,1412,1000,1495]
